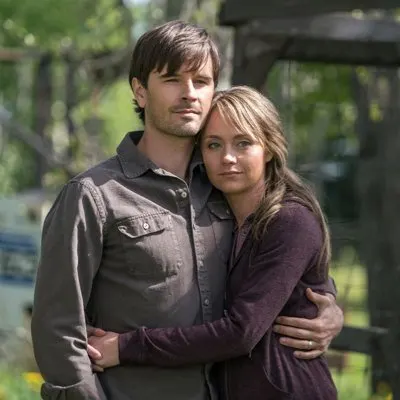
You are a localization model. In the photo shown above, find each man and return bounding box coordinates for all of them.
[32,20,343,400]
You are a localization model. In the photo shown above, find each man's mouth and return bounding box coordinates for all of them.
[173,108,200,115]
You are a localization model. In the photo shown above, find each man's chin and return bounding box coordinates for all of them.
[172,124,201,138]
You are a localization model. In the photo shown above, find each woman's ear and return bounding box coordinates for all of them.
[131,78,147,108]
[265,150,273,163]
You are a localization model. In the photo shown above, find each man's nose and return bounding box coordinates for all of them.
[182,80,198,102]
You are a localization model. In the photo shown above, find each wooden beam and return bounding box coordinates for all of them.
[0,47,42,62]
[249,14,400,43]
[219,0,399,26]
[331,325,388,354]
[235,15,400,66]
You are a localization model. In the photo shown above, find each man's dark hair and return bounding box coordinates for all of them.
[129,20,220,123]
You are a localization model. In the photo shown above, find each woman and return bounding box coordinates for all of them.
[89,86,337,399]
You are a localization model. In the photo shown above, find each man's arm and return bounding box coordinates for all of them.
[89,204,329,368]
[272,288,344,359]
[31,180,107,400]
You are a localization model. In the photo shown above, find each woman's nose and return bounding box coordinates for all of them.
[222,152,237,164]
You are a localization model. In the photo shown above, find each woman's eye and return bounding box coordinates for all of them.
[237,141,251,148]
[207,142,220,150]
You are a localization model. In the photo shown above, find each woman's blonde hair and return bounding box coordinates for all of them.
[208,85,331,271]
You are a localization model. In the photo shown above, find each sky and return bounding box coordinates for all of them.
[123,0,149,5]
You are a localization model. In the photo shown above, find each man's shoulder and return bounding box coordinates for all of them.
[70,155,122,189]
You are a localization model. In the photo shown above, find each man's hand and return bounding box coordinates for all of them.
[88,331,120,369]
[272,288,344,359]
[87,326,107,372]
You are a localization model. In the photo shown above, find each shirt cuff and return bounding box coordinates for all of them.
[41,372,107,400]
[118,328,144,364]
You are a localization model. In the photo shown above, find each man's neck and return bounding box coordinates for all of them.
[137,129,196,180]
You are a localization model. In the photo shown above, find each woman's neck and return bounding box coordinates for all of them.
[225,182,265,228]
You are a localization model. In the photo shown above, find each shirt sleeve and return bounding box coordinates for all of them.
[31,180,107,400]
[118,204,324,367]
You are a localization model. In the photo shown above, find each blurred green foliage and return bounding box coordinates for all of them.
[0,0,139,193]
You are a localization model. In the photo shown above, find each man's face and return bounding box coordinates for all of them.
[134,56,215,138]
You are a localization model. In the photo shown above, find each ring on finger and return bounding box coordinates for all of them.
[307,340,313,350]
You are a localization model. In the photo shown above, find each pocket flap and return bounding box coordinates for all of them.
[207,201,233,221]
[118,214,167,239]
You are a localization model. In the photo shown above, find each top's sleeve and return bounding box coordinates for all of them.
[31,180,107,400]
[118,204,324,367]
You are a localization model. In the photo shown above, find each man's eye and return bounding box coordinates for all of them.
[207,142,220,149]
[165,78,178,82]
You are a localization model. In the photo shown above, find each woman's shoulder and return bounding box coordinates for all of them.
[261,200,323,246]
[276,200,320,227]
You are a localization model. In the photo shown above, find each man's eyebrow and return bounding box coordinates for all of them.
[195,74,213,81]
[159,71,178,78]
[158,72,213,80]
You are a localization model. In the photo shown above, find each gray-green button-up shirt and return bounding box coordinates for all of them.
[32,132,234,400]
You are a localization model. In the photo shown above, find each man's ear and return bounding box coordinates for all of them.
[131,78,147,108]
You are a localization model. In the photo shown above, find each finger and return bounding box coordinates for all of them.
[91,328,107,337]
[305,288,331,308]
[94,360,106,368]
[279,337,323,351]
[294,349,323,360]
[273,320,317,336]
[87,344,102,360]
[92,364,104,372]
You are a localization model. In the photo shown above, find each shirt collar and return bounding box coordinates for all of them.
[233,213,255,233]
[116,131,206,179]
[116,131,154,179]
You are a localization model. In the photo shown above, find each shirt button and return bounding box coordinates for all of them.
[203,298,210,306]
[226,209,230,215]
[181,191,188,199]
[143,222,149,230]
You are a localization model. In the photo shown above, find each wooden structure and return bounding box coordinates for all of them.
[219,1,400,398]
[219,1,400,87]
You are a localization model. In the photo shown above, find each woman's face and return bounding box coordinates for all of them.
[201,109,269,197]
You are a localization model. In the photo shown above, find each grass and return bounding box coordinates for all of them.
[0,369,41,399]
[328,249,392,400]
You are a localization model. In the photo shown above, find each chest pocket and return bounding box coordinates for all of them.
[117,212,182,279]
[207,201,234,263]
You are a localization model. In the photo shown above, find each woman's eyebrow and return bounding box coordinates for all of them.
[203,134,222,139]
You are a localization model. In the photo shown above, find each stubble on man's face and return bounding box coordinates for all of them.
[143,57,215,140]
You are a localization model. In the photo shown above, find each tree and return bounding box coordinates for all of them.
[0,0,135,193]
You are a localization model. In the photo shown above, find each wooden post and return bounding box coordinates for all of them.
[33,54,52,188]
[65,54,76,160]
[352,68,400,397]
[230,27,290,89]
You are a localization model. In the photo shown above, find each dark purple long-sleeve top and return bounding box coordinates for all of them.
[118,202,337,399]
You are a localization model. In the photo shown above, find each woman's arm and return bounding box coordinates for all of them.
[90,204,324,368]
